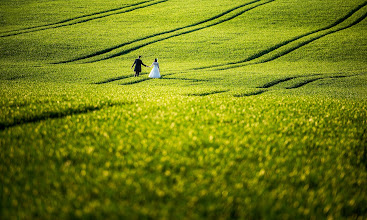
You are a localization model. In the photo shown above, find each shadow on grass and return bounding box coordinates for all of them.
[120,78,152,85]
[187,90,229,96]
[286,74,363,89]
[286,78,323,89]
[161,77,211,82]
[257,77,297,88]
[233,90,266,97]
[0,102,127,131]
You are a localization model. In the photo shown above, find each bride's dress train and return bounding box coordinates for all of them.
[149,62,161,78]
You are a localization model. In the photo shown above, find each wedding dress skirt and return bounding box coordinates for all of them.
[149,62,161,78]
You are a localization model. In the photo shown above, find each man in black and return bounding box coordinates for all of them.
[131,55,147,77]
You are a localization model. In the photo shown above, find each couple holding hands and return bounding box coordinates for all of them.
[131,55,161,78]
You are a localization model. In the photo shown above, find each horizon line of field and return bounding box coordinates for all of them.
[0,0,168,37]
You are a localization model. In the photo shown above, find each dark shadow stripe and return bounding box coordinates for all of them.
[93,72,177,85]
[233,90,266,97]
[0,103,125,131]
[256,74,323,88]
[54,0,271,64]
[187,90,228,96]
[161,77,211,82]
[5,75,29,81]
[286,78,323,89]
[120,78,151,85]
[285,73,364,89]
[195,1,367,70]
[1,0,168,38]
[257,77,296,88]
[94,76,130,84]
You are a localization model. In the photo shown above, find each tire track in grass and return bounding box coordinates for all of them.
[93,72,150,84]
[94,75,131,84]
[0,102,128,131]
[285,74,364,89]
[256,74,322,88]
[233,90,266,97]
[0,0,151,34]
[285,77,324,89]
[194,1,367,70]
[187,90,229,96]
[94,72,177,84]
[161,77,211,82]
[257,77,297,88]
[86,0,275,63]
[0,0,168,37]
[53,0,274,64]
[120,78,152,85]
[233,73,364,97]
[255,12,367,65]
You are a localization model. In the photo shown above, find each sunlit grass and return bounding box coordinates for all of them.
[1,0,367,219]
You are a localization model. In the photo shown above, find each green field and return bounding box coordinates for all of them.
[1,0,367,219]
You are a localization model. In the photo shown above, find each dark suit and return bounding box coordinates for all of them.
[132,58,146,76]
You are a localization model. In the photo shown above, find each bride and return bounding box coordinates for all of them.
[148,58,161,78]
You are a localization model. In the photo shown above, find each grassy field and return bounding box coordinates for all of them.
[1,0,367,219]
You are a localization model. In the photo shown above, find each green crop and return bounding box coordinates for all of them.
[1,0,366,219]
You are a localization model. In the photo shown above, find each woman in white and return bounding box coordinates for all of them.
[148,58,161,78]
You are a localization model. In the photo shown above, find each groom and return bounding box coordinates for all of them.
[131,55,148,77]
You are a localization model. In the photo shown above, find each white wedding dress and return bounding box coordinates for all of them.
[149,62,161,78]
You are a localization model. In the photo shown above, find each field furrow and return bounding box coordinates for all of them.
[0,0,168,38]
[53,0,274,64]
[193,1,367,70]
[0,102,124,131]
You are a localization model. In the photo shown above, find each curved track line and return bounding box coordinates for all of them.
[0,0,168,38]
[94,75,131,84]
[0,0,151,34]
[257,77,296,88]
[233,90,266,97]
[54,0,265,63]
[53,0,273,64]
[285,74,363,89]
[256,74,322,88]
[86,0,274,63]
[256,12,367,65]
[285,78,323,89]
[94,72,177,84]
[194,1,367,70]
[161,77,210,82]
[0,102,126,131]
[187,90,229,96]
[232,73,364,97]
[120,78,151,85]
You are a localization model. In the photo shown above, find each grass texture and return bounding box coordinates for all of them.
[1,0,367,219]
